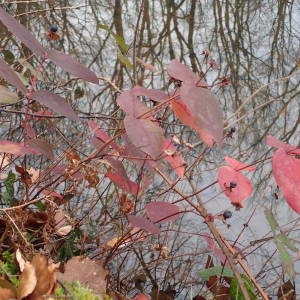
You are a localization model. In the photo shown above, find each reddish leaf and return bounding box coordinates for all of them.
[127,215,160,234]
[27,139,54,160]
[0,58,27,94]
[47,49,98,84]
[132,85,168,102]
[163,139,185,178]
[224,156,255,171]
[267,135,300,155]
[146,202,180,223]
[167,60,199,85]
[106,171,139,194]
[105,157,139,194]
[117,90,148,117]
[32,91,80,122]
[203,233,227,265]
[218,166,253,207]
[88,121,121,152]
[41,190,63,199]
[134,294,150,300]
[0,7,45,57]
[124,115,164,159]
[272,149,300,213]
[171,99,214,147]
[0,140,31,156]
[180,83,223,148]
[121,134,156,171]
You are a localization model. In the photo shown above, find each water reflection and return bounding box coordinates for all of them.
[1,1,299,298]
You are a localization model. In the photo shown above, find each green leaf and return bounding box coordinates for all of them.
[275,240,295,279]
[278,233,298,252]
[2,171,16,205]
[117,53,132,68]
[98,24,129,52]
[230,274,256,300]
[264,208,279,233]
[198,266,234,280]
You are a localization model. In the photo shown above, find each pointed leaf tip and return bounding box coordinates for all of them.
[32,91,80,122]
[47,49,98,84]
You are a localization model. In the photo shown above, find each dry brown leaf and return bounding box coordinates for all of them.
[0,287,16,300]
[56,256,107,296]
[17,262,37,299]
[28,253,57,300]
[16,248,26,272]
[56,225,72,236]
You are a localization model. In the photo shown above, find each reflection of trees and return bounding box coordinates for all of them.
[0,0,299,298]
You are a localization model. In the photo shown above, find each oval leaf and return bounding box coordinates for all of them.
[0,140,32,156]
[0,58,27,94]
[272,149,300,213]
[267,135,300,155]
[124,115,164,159]
[117,90,148,117]
[171,98,214,147]
[146,202,180,223]
[0,7,45,57]
[218,166,253,207]
[180,84,223,148]
[224,156,255,171]
[127,215,160,234]
[32,91,80,122]
[132,85,168,102]
[47,49,98,84]
[167,60,199,84]
[0,85,19,104]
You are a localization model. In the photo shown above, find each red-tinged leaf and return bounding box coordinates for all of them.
[88,121,121,152]
[0,7,45,57]
[106,170,139,194]
[218,166,253,207]
[124,115,164,159]
[0,58,27,94]
[267,135,300,155]
[272,149,300,213]
[27,139,54,160]
[105,157,139,194]
[224,156,255,171]
[47,49,98,84]
[121,134,156,171]
[146,202,180,223]
[117,90,148,117]
[203,233,227,265]
[163,139,185,178]
[23,122,36,139]
[41,190,63,199]
[32,91,81,122]
[0,140,31,155]
[134,294,150,300]
[127,215,160,234]
[171,99,214,147]
[132,85,168,102]
[167,59,199,84]
[180,83,223,148]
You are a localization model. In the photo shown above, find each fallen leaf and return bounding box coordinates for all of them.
[17,262,37,299]
[56,256,107,296]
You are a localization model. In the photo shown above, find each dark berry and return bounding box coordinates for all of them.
[230,181,237,189]
[223,210,232,219]
[50,24,58,33]
[230,127,236,133]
